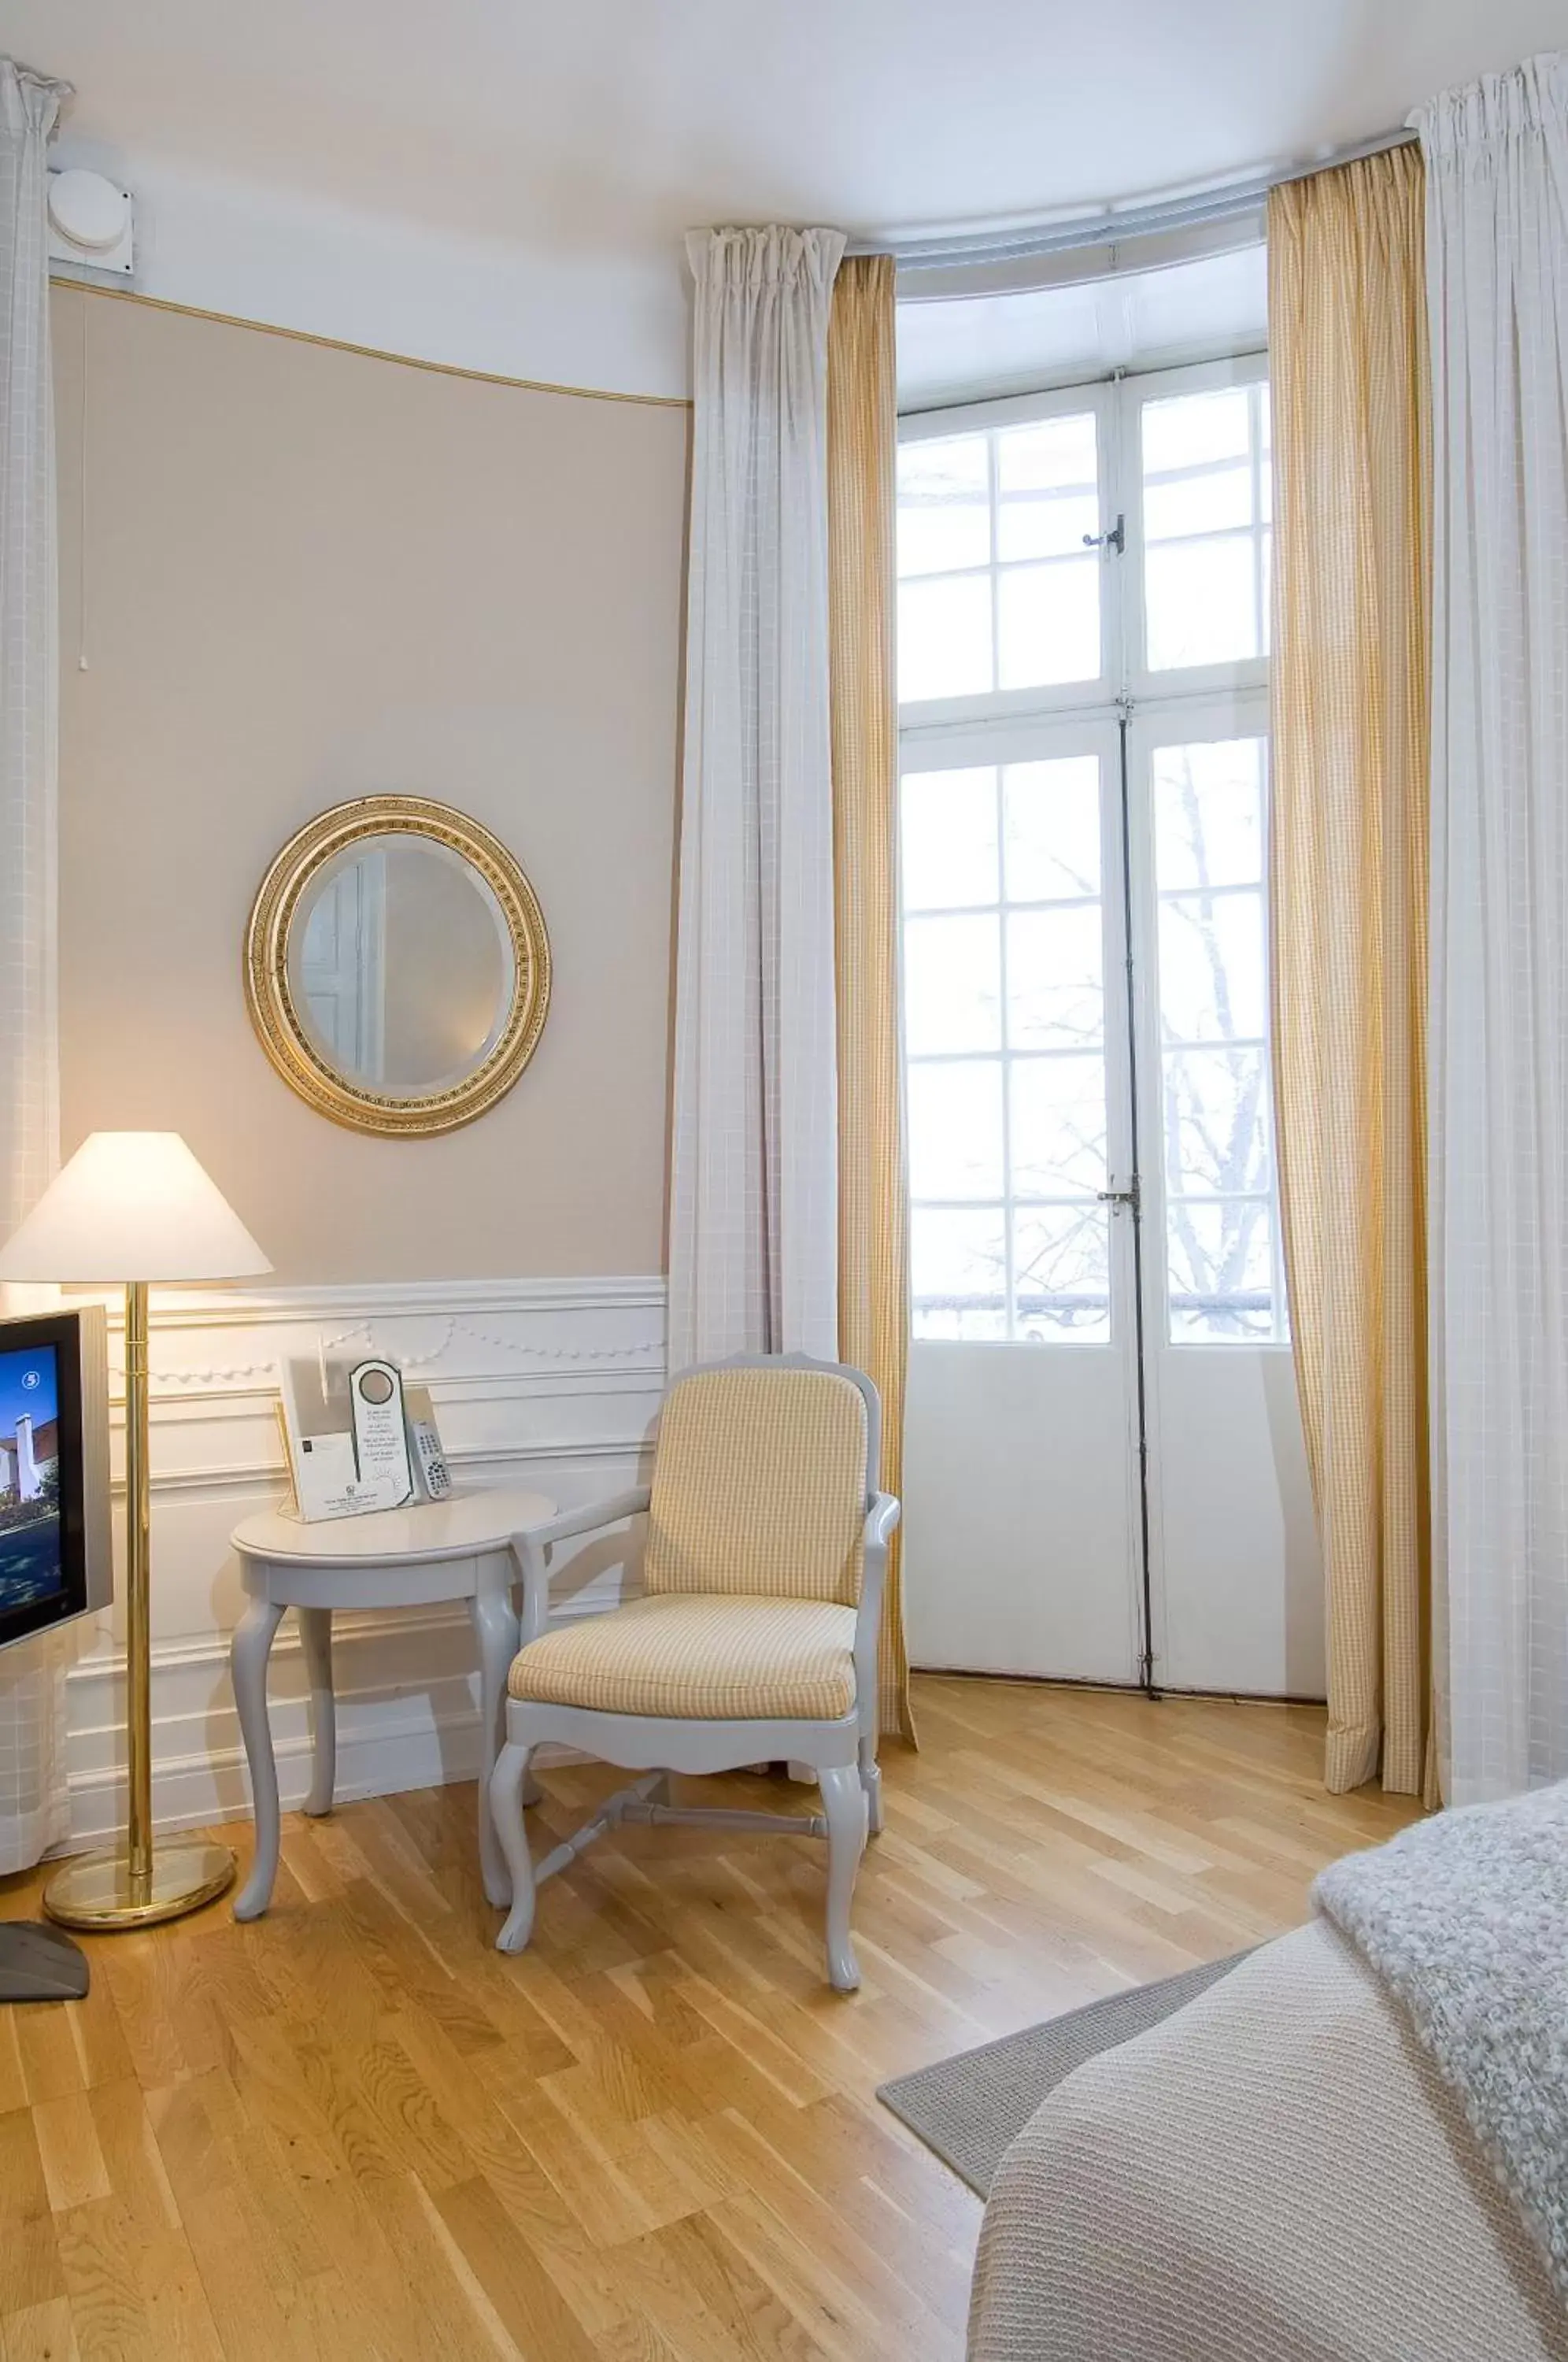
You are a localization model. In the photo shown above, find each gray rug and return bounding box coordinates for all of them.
[877,1950,1251,2196]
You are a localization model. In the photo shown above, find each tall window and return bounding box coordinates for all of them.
[897,359,1283,1346]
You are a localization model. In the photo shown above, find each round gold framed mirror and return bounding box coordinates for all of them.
[244,795,550,1136]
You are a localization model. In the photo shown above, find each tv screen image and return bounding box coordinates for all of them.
[0,1312,111,2001]
[0,1342,62,1620]
[0,1309,111,1657]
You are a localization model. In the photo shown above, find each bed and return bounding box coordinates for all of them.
[967,1917,1568,2362]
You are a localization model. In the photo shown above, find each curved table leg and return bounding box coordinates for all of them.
[298,1606,335,1818]
[470,1586,521,1908]
[490,1737,538,1953]
[231,1594,286,1921]
[507,1539,545,1812]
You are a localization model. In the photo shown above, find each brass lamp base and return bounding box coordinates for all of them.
[42,1839,236,1932]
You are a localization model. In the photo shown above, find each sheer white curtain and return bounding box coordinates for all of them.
[1419,51,1568,1803]
[0,59,69,1871]
[668,227,845,1368]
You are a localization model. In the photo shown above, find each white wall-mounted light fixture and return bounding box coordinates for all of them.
[47,167,135,280]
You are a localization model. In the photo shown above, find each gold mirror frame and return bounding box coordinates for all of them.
[244,794,551,1137]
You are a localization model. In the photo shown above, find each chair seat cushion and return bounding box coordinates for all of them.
[505,1594,860,1721]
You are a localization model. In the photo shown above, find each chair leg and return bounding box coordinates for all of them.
[489,1738,538,1955]
[818,1762,868,1994]
[860,1741,884,1839]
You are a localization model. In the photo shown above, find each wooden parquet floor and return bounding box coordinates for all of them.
[0,1675,1422,2362]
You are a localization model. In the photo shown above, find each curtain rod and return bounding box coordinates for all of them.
[864,124,1417,275]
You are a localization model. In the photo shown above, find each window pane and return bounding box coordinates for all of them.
[1008,905,1104,1049]
[1011,1054,1108,1197]
[908,1061,1004,1201]
[1145,535,1259,670]
[904,913,1000,1054]
[1014,1205,1110,1343]
[1152,738,1263,890]
[902,767,998,910]
[1004,757,1101,901]
[898,572,992,702]
[1152,727,1281,1342]
[997,557,1100,690]
[897,435,989,577]
[1143,386,1249,473]
[1157,890,1266,1043]
[911,1206,1008,1339]
[1163,1048,1269,1195]
[1168,1201,1274,1342]
[996,412,1098,561]
[1144,462,1252,541]
[1140,380,1269,677]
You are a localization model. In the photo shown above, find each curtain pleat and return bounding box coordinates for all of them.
[1267,146,1434,1797]
[826,255,914,1743]
[668,228,845,1372]
[1417,53,1568,1803]
[0,61,70,1871]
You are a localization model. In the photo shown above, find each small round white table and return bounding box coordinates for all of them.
[228,1486,553,1920]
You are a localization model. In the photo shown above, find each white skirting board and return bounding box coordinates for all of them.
[56,1275,666,1845]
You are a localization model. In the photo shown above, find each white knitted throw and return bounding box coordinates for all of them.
[1315,1780,1568,2303]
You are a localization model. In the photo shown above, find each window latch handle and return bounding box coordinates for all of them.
[1097,1181,1141,1211]
[1083,512,1126,556]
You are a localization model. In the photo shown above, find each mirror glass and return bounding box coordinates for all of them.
[286,833,516,1099]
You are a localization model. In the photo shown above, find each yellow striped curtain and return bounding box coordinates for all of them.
[1267,146,1433,1797]
[826,254,915,1743]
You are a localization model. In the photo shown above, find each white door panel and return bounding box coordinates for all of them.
[904,1338,1141,1681]
[900,715,1145,1684]
[1129,702,1322,1697]
[1147,1346,1321,1694]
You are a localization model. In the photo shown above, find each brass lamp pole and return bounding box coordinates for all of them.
[0,1134,272,1929]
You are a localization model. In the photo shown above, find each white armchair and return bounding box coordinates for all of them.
[488,1354,899,1991]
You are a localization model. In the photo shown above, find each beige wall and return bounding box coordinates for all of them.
[51,289,688,1284]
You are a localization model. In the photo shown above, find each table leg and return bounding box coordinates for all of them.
[231,1594,286,1921]
[506,1541,545,1812]
[298,1606,335,1818]
[470,1587,521,1909]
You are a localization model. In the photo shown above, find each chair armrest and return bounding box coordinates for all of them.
[864,1492,901,1553]
[517,1488,651,1553]
[512,1486,652,1644]
[853,1492,901,1732]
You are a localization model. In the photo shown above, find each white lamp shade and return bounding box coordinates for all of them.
[0,1132,272,1284]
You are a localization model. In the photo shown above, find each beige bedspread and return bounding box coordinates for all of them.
[968,1919,1568,2362]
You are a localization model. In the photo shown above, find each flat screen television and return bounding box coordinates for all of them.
[0,1306,113,1657]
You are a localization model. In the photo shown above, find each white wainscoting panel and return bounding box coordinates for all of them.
[63,1276,667,1844]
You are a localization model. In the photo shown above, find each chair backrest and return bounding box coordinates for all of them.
[644,1355,878,1607]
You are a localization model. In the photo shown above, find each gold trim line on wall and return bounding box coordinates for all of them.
[54,279,692,411]
[244,794,552,1138]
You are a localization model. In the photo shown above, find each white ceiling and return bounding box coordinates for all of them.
[6,0,1563,394]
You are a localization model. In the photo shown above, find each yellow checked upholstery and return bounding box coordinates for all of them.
[643,1364,867,1605]
[490,1357,890,1994]
[506,1594,858,1720]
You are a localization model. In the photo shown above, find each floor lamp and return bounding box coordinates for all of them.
[0,1133,271,1929]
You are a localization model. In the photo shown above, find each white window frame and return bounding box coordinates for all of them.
[898,350,1269,734]
[897,346,1283,1349]
[1125,690,1287,1352]
[1120,353,1270,708]
[900,714,1133,1348]
[897,380,1120,734]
